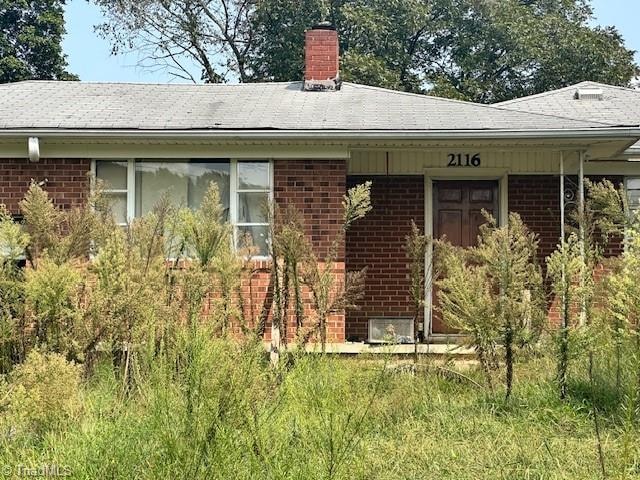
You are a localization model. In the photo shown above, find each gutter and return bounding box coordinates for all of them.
[0,127,639,141]
[623,145,640,154]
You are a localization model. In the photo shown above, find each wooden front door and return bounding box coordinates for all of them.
[431,180,499,334]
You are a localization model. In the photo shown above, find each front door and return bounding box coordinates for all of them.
[431,180,499,334]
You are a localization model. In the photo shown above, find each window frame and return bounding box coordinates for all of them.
[233,161,272,257]
[92,160,131,227]
[626,176,640,213]
[622,176,640,252]
[92,158,274,259]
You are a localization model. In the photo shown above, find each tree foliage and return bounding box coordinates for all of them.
[92,0,255,83]
[0,0,77,83]
[94,0,637,102]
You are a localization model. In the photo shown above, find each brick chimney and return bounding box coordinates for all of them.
[304,22,341,91]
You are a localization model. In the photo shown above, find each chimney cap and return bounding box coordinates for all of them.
[312,21,335,31]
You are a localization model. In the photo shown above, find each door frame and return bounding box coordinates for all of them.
[424,168,509,339]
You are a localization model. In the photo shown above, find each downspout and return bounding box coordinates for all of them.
[560,152,565,241]
[28,137,40,162]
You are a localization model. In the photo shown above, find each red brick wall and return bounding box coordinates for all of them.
[0,157,347,343]
[274,159,346,259]
[250,159,347,343]
[343,174,624,339]
[0,158,90,213]
[508,175,624,265]
[345,176,424,341]
[508,175,561,264]
[508,175,624,326]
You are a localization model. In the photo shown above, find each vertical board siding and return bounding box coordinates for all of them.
[349,150,562,174]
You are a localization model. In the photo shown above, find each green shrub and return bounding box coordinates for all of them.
[1,350,82,437]
[438,212,544,398]
[24,258,83,358]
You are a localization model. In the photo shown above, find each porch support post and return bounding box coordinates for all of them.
[578,150,587,326]
[559,151,569,339]
[559,152,565,241]
[424,175,433,342]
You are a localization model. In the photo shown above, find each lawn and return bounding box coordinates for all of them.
[1,339,638,480]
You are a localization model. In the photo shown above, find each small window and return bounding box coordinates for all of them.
[626,177,640,213]
[235,161,271,256]
[95,161,128,226]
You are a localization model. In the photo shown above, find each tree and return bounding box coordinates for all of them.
[95,0,638,101]
[252,0,638,102]
[93,0,255,83]
[0,0,77,83]
[250,0,431,91]
[415,0,639,102]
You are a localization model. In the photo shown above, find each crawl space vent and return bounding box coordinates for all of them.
[368,317,414,344]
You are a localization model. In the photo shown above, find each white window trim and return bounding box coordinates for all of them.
[234,161,272,259]
[91,159,132,227]
[625,176,640,209]
[92,158,274,259]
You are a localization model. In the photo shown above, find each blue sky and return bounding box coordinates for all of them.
[62,0,640,83]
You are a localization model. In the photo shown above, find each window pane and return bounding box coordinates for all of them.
[238,162,269,190]
[629,190,640,210]
[187,161,231,214]
[135,161,230,217]
[105,192,127,224]
[628,178,640,190]
[96,161,127,190]
[237,225,270,256]
[238,192,269,223]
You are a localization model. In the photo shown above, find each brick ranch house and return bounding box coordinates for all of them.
[2,24,640,351]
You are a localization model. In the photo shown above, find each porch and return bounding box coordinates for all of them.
[343,147,631,344]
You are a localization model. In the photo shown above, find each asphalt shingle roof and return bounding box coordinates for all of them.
[497,81,640,127]
[0,80,619,132]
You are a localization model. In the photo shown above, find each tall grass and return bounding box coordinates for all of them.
[1,338,639,479]
[2,179,640,479]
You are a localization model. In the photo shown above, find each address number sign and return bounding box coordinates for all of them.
[447,153,481,167]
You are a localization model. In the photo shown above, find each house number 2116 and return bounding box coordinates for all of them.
[447,153,481,167]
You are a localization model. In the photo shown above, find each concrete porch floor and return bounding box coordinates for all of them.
[267,342,475,356]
